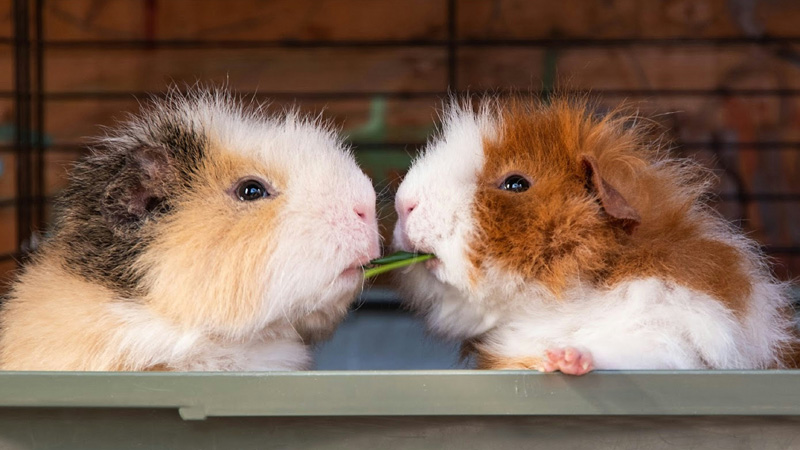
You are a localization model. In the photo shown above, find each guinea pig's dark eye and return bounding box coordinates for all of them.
[500,175,531,193]
[235,179,270,201]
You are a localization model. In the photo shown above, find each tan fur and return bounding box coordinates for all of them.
[470,98,752,312]
[137,146,288,336]
[476,352,543,370]
[462,337,544,370]
[461,338,543,369]
[0,255,140,370]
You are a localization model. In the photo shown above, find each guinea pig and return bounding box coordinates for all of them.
[0,87,380,371]
[393,96,798,374]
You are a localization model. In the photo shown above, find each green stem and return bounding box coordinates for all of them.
[363,254,435,279]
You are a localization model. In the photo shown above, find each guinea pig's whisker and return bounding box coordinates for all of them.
[376,183,394,198]
[376,207,394,222]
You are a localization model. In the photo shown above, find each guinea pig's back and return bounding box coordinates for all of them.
[592,140,796,368]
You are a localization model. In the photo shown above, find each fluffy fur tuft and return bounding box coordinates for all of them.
[0,86,379,371]
[394,96,798,371]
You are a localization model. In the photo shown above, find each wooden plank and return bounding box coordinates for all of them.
[42,98,438,144]
[0,47,10,90]
[715,198,799,242]
[458,0,800,40]
[0,0,8,39]
[36,0,800,43]
[43,150,77,196]
[43,99,142,144]
[32,48,446,94]
[458,46,800,91]
[0,259,17,292]
[0,206,14,254]
[0,152,12,198]
[42,0,445,42]
[776,256,799,280]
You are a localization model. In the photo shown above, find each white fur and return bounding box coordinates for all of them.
[398,264,501,340]
[394,101,797,370]
[479,277,793,369]
[394,101,497,292]
[107,302,310,371]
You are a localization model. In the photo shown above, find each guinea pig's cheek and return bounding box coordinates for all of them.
[402,214,436,254]
[332,216,380,267]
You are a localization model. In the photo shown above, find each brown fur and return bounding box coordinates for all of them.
[469,98,753,313]
[476,352,543,370]
[462,338,543,369]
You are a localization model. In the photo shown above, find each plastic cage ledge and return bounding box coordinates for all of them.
[0,370,797,420]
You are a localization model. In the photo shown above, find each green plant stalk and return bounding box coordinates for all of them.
[368,251,428,265]
[363,254,435,279]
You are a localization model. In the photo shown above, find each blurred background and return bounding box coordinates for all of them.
[0,0,798,369]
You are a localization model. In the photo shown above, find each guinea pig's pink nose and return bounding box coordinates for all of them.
[354,202,376,225]
[395,197,418,222]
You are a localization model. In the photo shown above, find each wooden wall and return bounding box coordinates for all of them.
[0,0,799,289]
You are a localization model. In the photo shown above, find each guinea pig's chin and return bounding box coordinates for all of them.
[333,270,365,298]
[328,265,366,300]
[338,264,366,281]
[400,257,469,296]
[269,276,360,330]
[260,262,363,323]
[421,258,448,284]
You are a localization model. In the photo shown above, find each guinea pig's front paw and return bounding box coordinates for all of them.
[541,347,594,375]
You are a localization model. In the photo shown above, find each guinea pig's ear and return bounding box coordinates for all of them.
[101,146,177,233]
[580,154,641,234]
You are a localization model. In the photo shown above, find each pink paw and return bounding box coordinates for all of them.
[541,347,594,375]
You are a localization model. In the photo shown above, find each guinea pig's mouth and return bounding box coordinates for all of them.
[341,265,365,278]
[424,258,441,271]
[409,246,439,272]
[341,255,377,279]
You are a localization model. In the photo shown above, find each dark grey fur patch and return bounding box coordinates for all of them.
[45,100,209,296]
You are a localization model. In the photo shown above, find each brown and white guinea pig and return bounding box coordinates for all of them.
[0,87,379,371]
[393,97,799,374]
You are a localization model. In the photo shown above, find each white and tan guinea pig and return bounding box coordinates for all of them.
[0,87,379,371]
[393,97,799,374]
